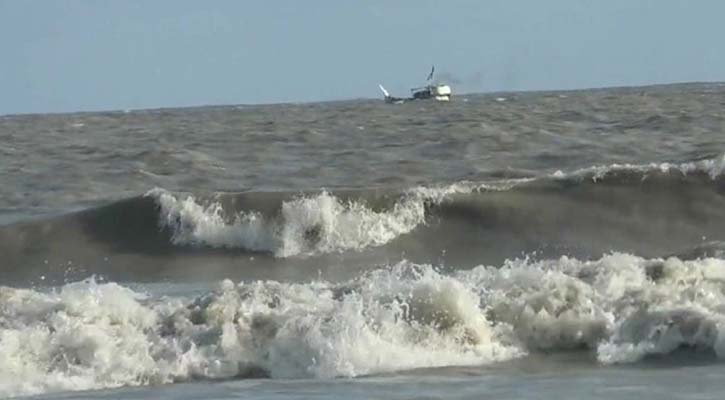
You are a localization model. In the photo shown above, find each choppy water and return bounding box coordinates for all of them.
[2,83,725,399]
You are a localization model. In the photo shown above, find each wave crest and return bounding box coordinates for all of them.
[148,185,471,257]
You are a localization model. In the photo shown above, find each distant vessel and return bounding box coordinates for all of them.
[379,66,452,104]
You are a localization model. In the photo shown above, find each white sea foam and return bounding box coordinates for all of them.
[4,254,725,397]
[151,188,275,252]
[147,184,475,257]
[0,263,516,397]
[465,254,725,363]
[551,153,725,181]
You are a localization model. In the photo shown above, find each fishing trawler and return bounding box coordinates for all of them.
[378,66,452,104]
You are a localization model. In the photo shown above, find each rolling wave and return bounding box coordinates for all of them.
[148,184,473,257]
[1,155,724,284]
[152,153,725,257]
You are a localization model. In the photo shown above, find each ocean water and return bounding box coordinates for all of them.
[2,83,725,399]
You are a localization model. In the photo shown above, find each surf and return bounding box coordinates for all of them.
[4,253,725,397]
[1,154,724,286]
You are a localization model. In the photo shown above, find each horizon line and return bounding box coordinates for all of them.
[2,80,723,118]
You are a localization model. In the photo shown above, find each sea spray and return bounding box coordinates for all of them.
[5,254,725,396]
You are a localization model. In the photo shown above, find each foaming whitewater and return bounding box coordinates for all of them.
[5,253,725,397]
[149,184,475,257]
[0,263,516,397]
[466,254,725,361]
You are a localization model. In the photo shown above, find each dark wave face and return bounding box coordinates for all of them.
[1,156,724,285]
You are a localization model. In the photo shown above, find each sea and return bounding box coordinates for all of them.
[2,82,725,399]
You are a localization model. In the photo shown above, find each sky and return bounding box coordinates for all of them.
[1,0,724,115]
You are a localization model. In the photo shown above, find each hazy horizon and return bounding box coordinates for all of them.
[3,80,724,117]
[2,0,724,115]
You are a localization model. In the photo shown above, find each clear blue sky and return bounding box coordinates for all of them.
[1,0,723,114]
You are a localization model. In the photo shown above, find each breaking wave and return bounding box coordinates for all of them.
[1,154,725,285]
[4,253,725,397]
[149,153,725,257]
[148,184,475,257]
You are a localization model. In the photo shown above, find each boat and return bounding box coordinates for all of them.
[379,66,452,104]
